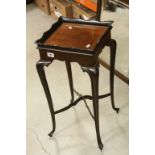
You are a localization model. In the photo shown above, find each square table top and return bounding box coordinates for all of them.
[44,22,109,52]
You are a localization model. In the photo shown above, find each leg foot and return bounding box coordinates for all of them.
[114,107,120,113]
[98,141,104,150]
[48,131,54,137]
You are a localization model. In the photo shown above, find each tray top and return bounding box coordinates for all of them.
[44,23,109,51]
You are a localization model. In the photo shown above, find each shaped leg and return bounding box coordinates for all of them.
[82,64,103,150]
[65,61,74,103]
[109,39,120,113]
[36,60,56,137]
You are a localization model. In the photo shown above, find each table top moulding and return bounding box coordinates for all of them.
[35,17,113,56]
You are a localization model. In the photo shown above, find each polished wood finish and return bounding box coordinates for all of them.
[35,16,119,150]
[82,63,103,149]
[109,39,120,113]
[36,60,56,137]
[96,0,102,21]
[44,23,109,51]
[36,17,112,67]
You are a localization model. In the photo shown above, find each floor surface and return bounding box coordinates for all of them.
[27,3,129,155]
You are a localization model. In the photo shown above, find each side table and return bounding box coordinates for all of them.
[35,17,119,150]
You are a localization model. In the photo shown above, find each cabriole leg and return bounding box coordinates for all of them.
[36,60,56,137]
[109,39,120,113]
[82,64,103,150]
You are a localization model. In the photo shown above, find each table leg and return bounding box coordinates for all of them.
[36,60,56,137]
[109,39,120,113]
[65,61,74,103]
[82,64,103,150]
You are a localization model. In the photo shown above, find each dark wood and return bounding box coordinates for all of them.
[54,93,111,115]
[108,39,120,113]
[36,60,56,137]
[44,23,109,51]
[73,89,111,121]
[65,61,74,103]
[26,0,33,5]
[82,63,103,150]
[36,17,113,54]
[35,16,119,150]
[96,0,102,21]
[36,17,113,67]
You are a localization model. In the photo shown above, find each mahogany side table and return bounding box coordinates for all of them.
[35,17,119,150]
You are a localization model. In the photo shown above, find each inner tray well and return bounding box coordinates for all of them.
[44,23,109,51]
